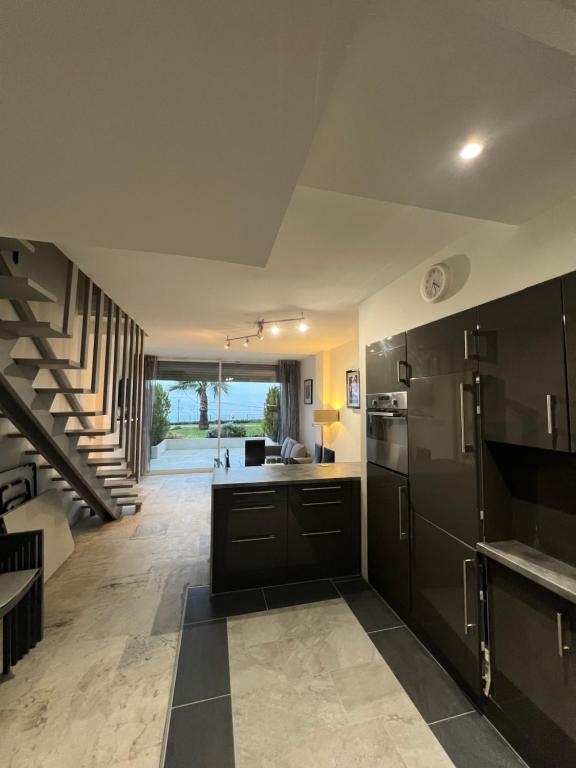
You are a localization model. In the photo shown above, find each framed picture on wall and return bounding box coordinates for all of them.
[346,369,360,409]
[304,378,313,404]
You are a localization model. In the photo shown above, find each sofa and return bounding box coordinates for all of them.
[265,437,312,464]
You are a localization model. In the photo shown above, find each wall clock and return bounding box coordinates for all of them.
[420,263,450,303]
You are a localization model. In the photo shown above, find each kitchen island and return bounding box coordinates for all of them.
[211,462,361,593]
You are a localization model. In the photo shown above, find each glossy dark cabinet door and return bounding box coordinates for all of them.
[287,482,360,581]
[366,332,408,393]
[478,279,569,451]
[563,271,576,452]
[412,514,481,696]
[487,562,576,767]
[408,307,478,379]
[408,371,480,546]
[367,463,410,617]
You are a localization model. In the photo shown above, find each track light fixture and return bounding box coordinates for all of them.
[224,313,309,349]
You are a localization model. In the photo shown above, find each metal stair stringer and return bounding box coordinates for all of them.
[0,342,120,521]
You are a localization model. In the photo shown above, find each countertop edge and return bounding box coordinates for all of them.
[477,540,576,606]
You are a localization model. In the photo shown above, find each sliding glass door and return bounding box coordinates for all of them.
[149,360,279,473]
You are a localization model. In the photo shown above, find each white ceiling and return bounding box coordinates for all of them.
[4,0,576,358]
[59,187,484,358]
[0,0,364,266]
[301,0,576,223]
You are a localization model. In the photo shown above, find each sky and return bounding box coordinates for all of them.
[159,380,279,423]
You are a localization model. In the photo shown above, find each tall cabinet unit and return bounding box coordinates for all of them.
[367,463,410,616]
[477,278,569,452]
[563,271,576,452]
[407,308,483,696]
[487,562,576,768]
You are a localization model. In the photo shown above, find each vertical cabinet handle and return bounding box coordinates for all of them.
[463,329,470,360]
[398,485,408,541]
[459,382,471,455]
[546,394,554,435]
[396,360,409,385]
[556,612,574,657]
[462,558,476,635]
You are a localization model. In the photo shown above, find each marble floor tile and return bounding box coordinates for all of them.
[228,599,456,768]
[0,472,212,768]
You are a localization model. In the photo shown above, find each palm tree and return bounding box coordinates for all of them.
[169,380,229,430]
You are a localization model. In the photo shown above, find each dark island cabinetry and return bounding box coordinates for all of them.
[211,465,361,593]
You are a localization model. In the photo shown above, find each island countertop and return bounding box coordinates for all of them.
[212,461,361,489]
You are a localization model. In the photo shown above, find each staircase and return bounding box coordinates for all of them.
[0,241,146,520]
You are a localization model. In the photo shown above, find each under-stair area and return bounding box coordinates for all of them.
[0,240,146,521]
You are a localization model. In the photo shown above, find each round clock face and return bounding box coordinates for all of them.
[421,263,450,303]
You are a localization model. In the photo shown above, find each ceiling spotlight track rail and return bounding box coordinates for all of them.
[225,313,308,348]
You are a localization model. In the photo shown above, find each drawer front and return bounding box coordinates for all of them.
[289,482,352,507]
[287,484,360,580]
[225,504,285,540]
[215,486,286,509]
[212,502,287,592]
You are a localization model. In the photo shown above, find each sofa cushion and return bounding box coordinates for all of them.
[281,438,295,459]
[289,442,307,460]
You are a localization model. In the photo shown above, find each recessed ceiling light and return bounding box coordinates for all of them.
[298,320,308,333]
[270,324,280,335]
[459,142,484,160]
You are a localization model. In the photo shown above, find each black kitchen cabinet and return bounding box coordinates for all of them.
[563,271,576,452]
[366,332,408,393]
[408,371,480,546]
[412,514,481,696]
[407,307,478,379]
[212,480,361,592]
[487,561,576,768]
[287,481,360,581]
[212,488,288,592]
[367,463,410,617]
[478,278,569,452]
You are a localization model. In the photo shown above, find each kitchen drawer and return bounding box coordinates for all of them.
[287,493,360,580]
[214,485,286,509]
[288,482,352,507]
[225,503,285,541]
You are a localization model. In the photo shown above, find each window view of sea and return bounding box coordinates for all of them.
[159,381,279,423]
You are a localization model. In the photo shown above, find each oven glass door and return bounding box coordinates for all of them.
[366,412,408,475]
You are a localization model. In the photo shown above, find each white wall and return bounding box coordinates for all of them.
[298,334,361,462]
[325,337,361,462]
[299,353,324,453]
[357,193,576,575]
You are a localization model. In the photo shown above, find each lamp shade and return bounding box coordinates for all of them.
[313,409,339,425]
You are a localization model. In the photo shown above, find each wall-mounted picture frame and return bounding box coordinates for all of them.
[303,378,313,405]
[346,369,360,409]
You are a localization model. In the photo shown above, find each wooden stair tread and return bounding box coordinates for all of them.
[14,358,82,369]
[96,470,130,478]
[5,433,26,439]
[35,387,92,395]
[52,411,104,417]
[86,458,124,466]
[0,321,70,338]
[104,481,134,489]
[0,276,57,303]
[76,445,119,452]
[66,429,110,436]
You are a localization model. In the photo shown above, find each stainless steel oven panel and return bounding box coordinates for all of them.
[366,412,408,475]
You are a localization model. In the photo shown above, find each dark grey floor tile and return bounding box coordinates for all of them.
[173,619,230,707]
[164,695,235,768]
[264,579,339,609]
[333,577,403,632]
[431,712,528,768]
[371,626,473,723]
[184,585,266,624]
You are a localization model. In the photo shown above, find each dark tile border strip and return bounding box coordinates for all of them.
[162,576,527,768]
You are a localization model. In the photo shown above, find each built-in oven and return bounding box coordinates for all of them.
[366,391,408,475]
